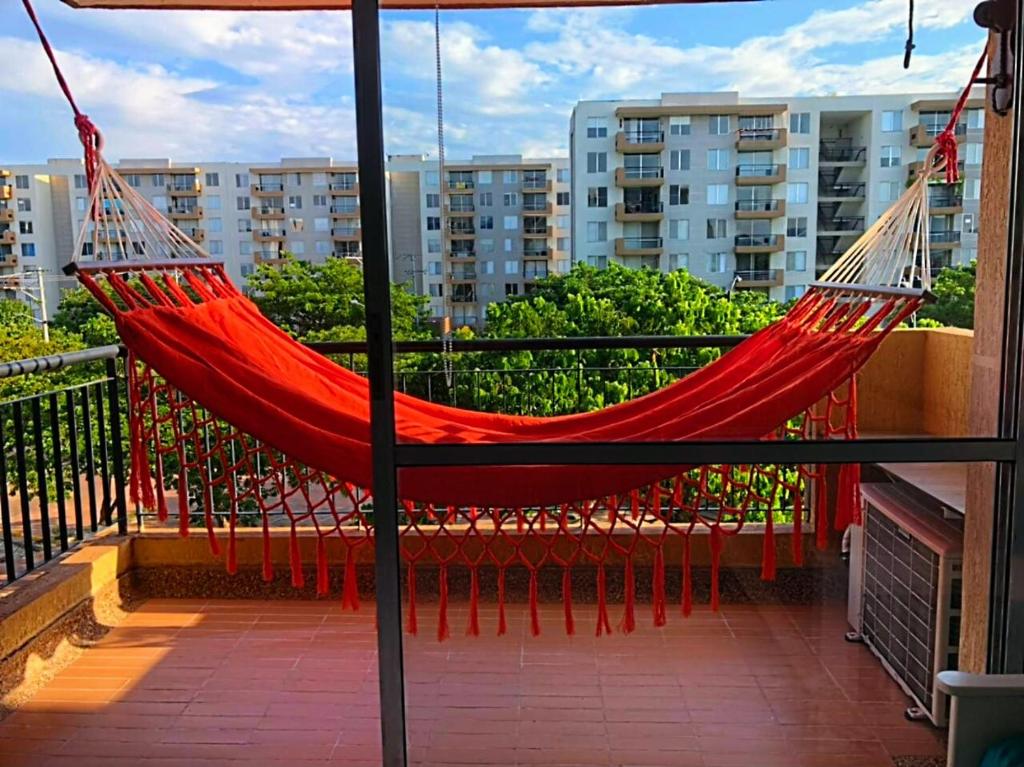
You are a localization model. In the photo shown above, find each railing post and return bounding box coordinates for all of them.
[105,357,129,536]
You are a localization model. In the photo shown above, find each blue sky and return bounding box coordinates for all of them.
[1,0,985,163]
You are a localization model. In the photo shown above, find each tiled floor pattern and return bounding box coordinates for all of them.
[0,599,947,766]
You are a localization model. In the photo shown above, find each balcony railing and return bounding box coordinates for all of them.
[448,225,476,235]
[736,164,783,178]
[735,234,782,248]
[524,267,549,279]
[623,130,665,144]
[819,183,865,198]
[623,167,664,179]
[929,194,964,209]
[254,182,284,193]
[331,204,359,214]
[920,122,967,137]
[818,216,865,232]
[329,180,357,191]
[623,201,664,214]
[930,230,962,244]
[737,128,782,141]
[448,204,476,213]
[450,250,477,259]
[446,179,475,190]
[522,201,549,212]
[621,236,663,249]
[818,142,867,162]
[256,206,286,215]
[524,248,550,259]
[449,269,477,280]
[332,227,361,237]
[735,199,780,212]
[734,269,775,282]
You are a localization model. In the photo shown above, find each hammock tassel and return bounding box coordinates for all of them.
[620,558,636,634]
[467,567,480,637]
[342,551,360,611]
[792,484,804,567]
[709,526,724,612]
[761,509,776,582]
[203,488,220,557]
[515,507,524,534]
[562,567,575,635]
[289,525,304,589]
[496,568,507,636]
[835,463,863,531]
[406,562,418,635]
[529,569,541,637]
[595,565,612,636]
[261,509,274,583]
[177,470,190,538]
[316,537,329,597]
[681,535,693,617]
[815,471,829,550]
[652,546,667,627]
[437,564,450,642]
[630,489,639,520]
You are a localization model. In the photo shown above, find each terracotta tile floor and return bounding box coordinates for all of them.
[0,599,947,766]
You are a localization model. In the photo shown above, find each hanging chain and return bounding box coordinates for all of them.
[434,4,454,389]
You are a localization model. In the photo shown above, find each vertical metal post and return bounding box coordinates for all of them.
[350,0,408,764]
[106,357,129,536]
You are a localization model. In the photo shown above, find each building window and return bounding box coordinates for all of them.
[482,257,495,271]
[669,185,689,205]
[963,213,978,234]
[424,261,441,276]
[504,260,518,275]
[587,187,607,207]
[205,172,220,187]
[423,239,439,254]
[786,216,808,237]
[290,241,305,255]
[504,238,514,252]
[18,221,33,235]
[556,214,569,229]
[479,192,493,206]
[880,146,901,168]
[124,174,141,188]
[503,192,519,207]
[967,108,985,130]
[881,110,903,132]
[965,178,982,200]
[706,218,727,239]
[557,237,570,251]
[236,196,251,211]
[313,194,328,207]
[479,215,494,230]
[785,284,807,301]
[586,221,607,242]
[587,117,608,138]
[75,196,87,212]
[786,182,809,204]
[149,174,164,187]
[556,259,570,273]
[311,240,328,255]
[587,254,608,269]
[669,116,691,136]
[708,115,730,135]
[308,173,325,187]
[16,199,31,213]
[788,147,810,169]
[879,181,899,202]
[503,215,518,230]
[237,219,252,233]
[207,240,224,255]
[586,152,607,173]
[205,195,221,210]
[707,149,730,171]
[428,284,443,298]
[965,143,984,165]
[789,112,811,134]
[668,253,688,271]
[425,170,440,186]
[314,217,329,232]
[427,216,441,230]
[670,149,690,171]
[477,240,494,255]
[706,184,728,205]
[235,173,249,188]
[505,282,520,296]
[288,195,303,209]
[14,175,30,190]
[73,174,87,189]
[20,243,36,257]
[786,250,807,271]
[708,252,727,272]
[557,168,571,183]
[557,191,570,206]
[476,170,491,184]
[669,219,689,240]
[426,193,440,208]
[207,217,223,233]
[503,170,518,184]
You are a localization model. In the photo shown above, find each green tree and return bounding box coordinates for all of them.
[918,260,976,329]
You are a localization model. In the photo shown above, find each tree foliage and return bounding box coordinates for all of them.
[917,260,975,329]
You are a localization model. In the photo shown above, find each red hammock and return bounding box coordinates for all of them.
[25,0,982,637]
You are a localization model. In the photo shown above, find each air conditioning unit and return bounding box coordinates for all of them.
[847,482,963,726]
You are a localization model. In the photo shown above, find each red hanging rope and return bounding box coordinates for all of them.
[20,0,102,193]
[935,47,988,184]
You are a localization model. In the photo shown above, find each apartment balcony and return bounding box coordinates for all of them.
[168,180,202,196]
[523,265,549,280]
[733,268,784,288]
[614,167,664,188]
[0,230,16,245]
[254,249,287,264]
[0,208,13,223]
[251,182,285,196]
[168,206,203,220]
[334,251,363,265]
[446,269,478,282]
[450,287,477,303]
[445,204,475,217]
[523,225,553,239]
[615,130,665,154]
[332,227,361,242]
[818,183,866,202]
[183,227,206,243]
[0,185,12,200]
[0,251,18,266]
[735,163,787,186]
[448,251,477,261]
[446,225,476,240]
[929,194,964,215]
[734,233,785,254]
[329,181,359,195]
[908,159,964,181]
[818,141,867,164]
[615,201,664,223]
[615,236,663,256]
[734,199,785,219]
[254,229,286,242]
[910,122,966,148]
[330,204,360,219]
[817,216,865,236]
[443,179,475,192]
[520,202,553,215]
[930,230,962,250]
[735,127,787,151]
[521,177,552,193]
[253,205,286,219]
[523,249,551,261]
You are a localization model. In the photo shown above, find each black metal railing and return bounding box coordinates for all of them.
[736,164,783,177]
[621,236,663,249]
[735,234,780,247]
[930,230,962,244]
[818,143,867,162]
[818,216,865,232]
[929,194,964,209]
[623,201,664,214]
[735,199,780,212]
[734,269,776,282]
[622,130,665,144]
[622,167,664,179]
[1,347,128,585]
[329,179,357,191]
[737,128,782,141]
[819,183,865,198]
[254,182,284,193]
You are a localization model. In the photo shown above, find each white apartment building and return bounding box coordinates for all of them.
[388,154,571,326]
[570,91,985,301]
[1,157,361,318]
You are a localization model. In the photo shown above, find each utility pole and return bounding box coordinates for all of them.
[0,267,50,341]
[35,267,49,342]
